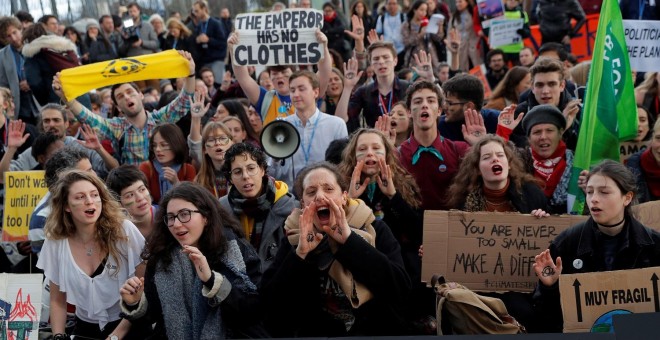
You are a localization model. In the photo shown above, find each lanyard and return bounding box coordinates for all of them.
[276,92,291,117]
[200,20,209,34]
[173,39,178,49]
[639,0,645,19]
[378,92,393,116]
[300,113,320,164]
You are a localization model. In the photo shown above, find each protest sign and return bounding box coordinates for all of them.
[476,0,505,28]
[489,19,524,48]
[422,206,660,292]
[619,140,648,163]
[623,20,660,72]
[559,267,660,333]
[426,14,445,35]
[0,274,43,340]
[422,211,587,292]
[2,171,48,242]
[469,65,492,99]
[233,9,325,66]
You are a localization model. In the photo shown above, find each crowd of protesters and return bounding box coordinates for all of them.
[0,0,659,338]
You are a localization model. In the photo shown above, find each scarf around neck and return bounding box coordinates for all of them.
[284,198,377,308]
[531,141,567,198]
[641,148,660,197]
[152,160,181,198]
[154,240,257,339]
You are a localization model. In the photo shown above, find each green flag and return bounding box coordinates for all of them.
[567,0,637,214]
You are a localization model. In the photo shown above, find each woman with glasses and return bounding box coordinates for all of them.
[38,169,145,340]
[219,143,297,271]
[120,182,266,338]
[139,123,196,204]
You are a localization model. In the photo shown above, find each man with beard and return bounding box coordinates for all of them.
[51,50,197,165]
[0,104,114,179]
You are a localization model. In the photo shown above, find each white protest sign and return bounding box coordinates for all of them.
[233,9,325,66]
[426,14,445,35]
[623,20,660,72]
[488,19,524,48]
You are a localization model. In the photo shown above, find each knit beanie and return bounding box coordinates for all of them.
[522,104,567,136]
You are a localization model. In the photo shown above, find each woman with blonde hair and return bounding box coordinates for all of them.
[0,87,15,119]
[37,169,145,340]
[635,72,660,119]
[163,17,194,52]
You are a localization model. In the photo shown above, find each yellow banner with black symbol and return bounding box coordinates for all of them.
[59,50,190,101]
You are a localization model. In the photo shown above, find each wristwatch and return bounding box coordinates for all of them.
[109,335,119,340]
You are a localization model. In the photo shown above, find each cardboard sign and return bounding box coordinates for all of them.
[623,20,660,72]
[2,171,48,242]
[559,267,660,333]
[619,140,648,163]
[489,19,524,48]
[233,9,325,66]
[422,211,587,292]
[476,0,505,29]
[0,274,43,340]
[469,65,492,99]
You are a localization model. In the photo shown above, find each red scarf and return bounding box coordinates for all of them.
[641,148,660,198]
[324,12,337,22]
[531,141,567,198]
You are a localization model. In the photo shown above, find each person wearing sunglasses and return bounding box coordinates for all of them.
[120,182,267,338]
[220,143,297,272]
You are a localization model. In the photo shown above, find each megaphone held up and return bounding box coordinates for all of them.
[260,120,301,159]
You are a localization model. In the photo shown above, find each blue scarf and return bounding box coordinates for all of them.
[152,160,182,198]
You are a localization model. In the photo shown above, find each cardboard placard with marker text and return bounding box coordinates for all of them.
[559,267,660,333]
[422,203,660,292]
[422,211,587,292]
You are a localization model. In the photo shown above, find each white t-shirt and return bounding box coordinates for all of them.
[37,220,145,329]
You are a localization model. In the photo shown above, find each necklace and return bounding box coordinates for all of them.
[76,236,96,256]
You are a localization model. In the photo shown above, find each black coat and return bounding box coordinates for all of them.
[261,219,411,337]
[532,215,660,332]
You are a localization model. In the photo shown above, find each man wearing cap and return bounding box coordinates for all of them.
[509,57,581,150]
[498,103,573,213]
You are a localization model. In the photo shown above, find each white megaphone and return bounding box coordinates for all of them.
[260,120,301,160]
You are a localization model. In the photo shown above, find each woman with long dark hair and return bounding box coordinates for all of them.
[484,66,531,111]
[120,182,264,338]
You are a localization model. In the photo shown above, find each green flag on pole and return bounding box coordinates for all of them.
[567,0,637,214]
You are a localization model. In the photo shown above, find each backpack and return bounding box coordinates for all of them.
[431,275,526,335]
[377,12,405,34]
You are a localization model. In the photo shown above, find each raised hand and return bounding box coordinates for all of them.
[182,245,212,282]
[177,50,195,74]
[190,91,210,118]
[562,99,581,130]
[227,31,239,47]
[367,29,382,45]
[461,109,487,146]
[344,15,365,42]
[52,73,66,101]
[412,50,434,81]
[497,104,523,131]
[296,202,324,259]
[76,124,102,151]
[375,157,396,199]
[374,115,396,145]
[444,28,460,53]
[324,197,351,244]
[120,276,145,306]
[348,160,370,198]
[342,57,363,89]
[533,249,562,287]
[7,120,29,150]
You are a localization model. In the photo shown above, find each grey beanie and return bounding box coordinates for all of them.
[522,104,567,136]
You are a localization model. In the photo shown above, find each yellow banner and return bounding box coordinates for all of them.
[2,171,48,242]
[59,49,190,100]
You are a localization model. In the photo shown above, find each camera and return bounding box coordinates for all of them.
[122,17,140,43]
